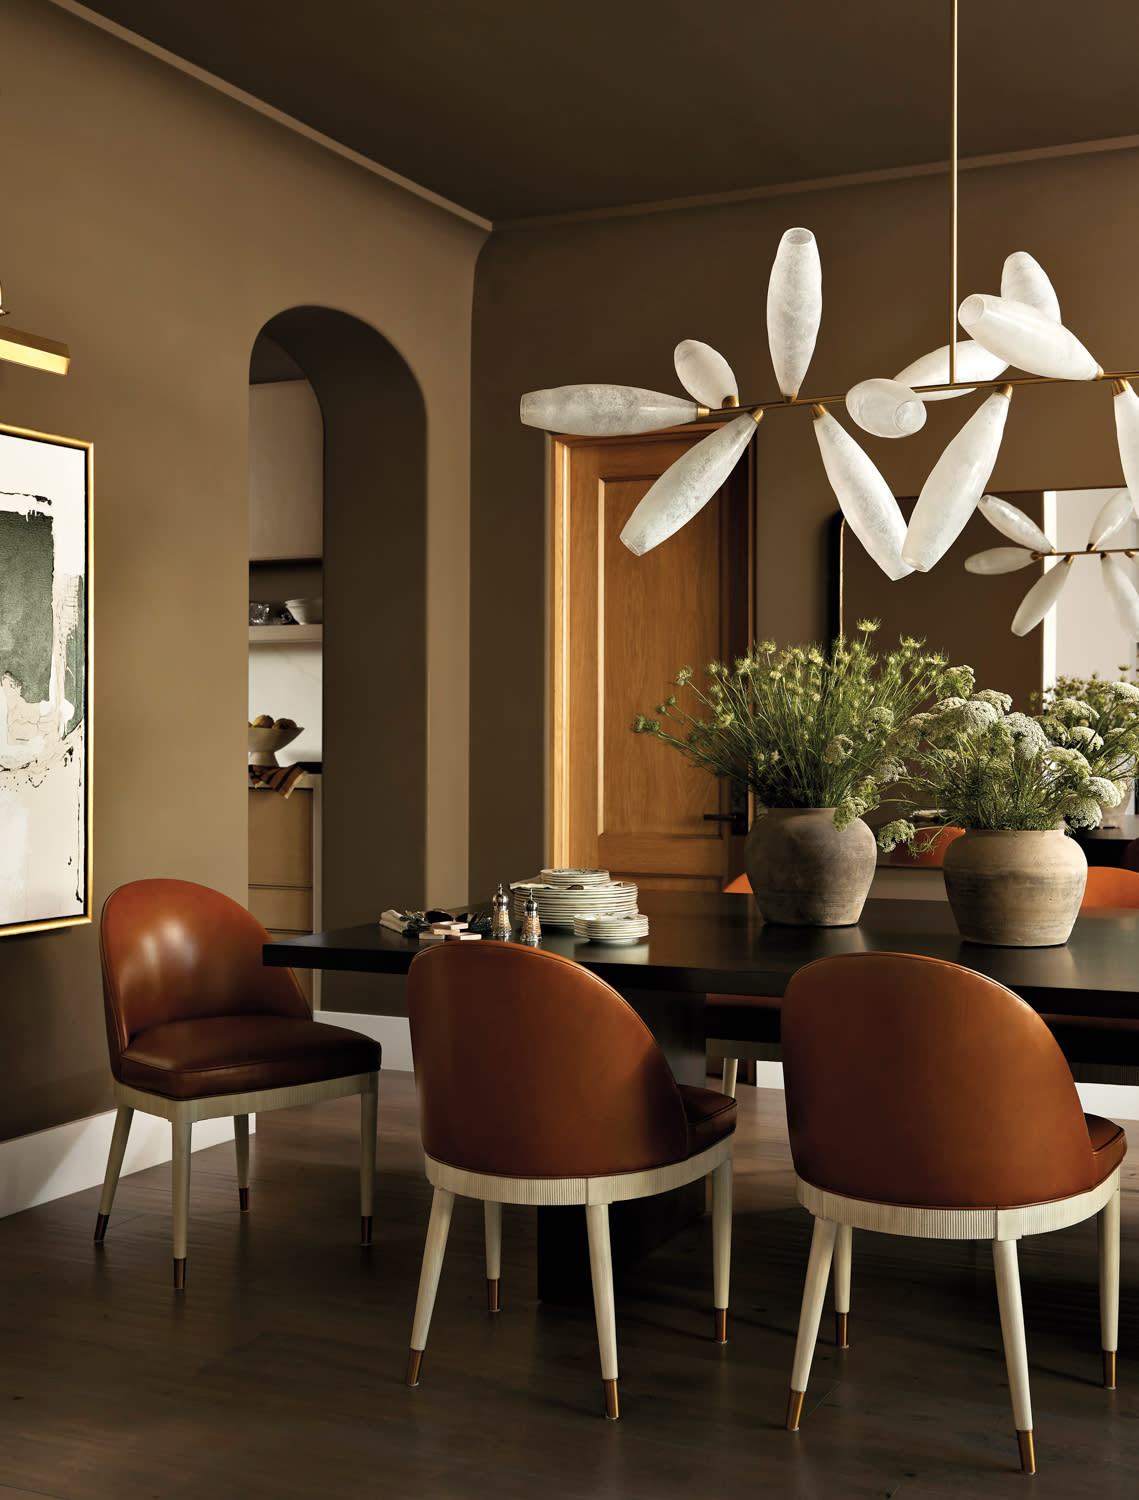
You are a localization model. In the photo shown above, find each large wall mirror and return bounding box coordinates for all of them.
[837,489,1139,711]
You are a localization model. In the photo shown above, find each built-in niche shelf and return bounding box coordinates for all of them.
[249,624,323,645]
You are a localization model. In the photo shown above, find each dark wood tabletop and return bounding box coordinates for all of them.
[265,889,1139,1019]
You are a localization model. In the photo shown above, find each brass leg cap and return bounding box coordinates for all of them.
[835,1310,849,1349]
[173,1257,187,1291]
[603,1378,619,1421]
[786,1389,805,1432]
[93,1212,109,1243]
[361,1215,373,1246]
[406,1349,424,1387]
[487,1277,500,1313]
[1104,1349,1117,1390]
[238,1187,250,1212]
[1017,1429,1035,1475]
[714,1308,727,1344]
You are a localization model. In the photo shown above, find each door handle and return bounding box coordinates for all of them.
[703,812,749,838]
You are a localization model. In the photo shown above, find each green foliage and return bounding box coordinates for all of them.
[876,688,1139,849]
[631,622,968,831]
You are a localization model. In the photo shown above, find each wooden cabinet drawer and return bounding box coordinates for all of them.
[249,788,313,886]
[249,885,312,932]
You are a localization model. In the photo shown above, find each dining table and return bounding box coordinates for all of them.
[265,889,1139,1298]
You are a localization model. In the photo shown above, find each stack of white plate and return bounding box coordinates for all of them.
[510,877,639,930]
[539,867,611,887]
[573,912,649,945]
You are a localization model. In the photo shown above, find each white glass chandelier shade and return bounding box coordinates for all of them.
[1101,554,1139,637]
[958,294,1100,381]
[619,414,759,557]
[767,228,822,400]
[964,546,1036,575]
[812,409,912,580]
[1088,488,1133,548]
[520,384,699,436]
[1011,558,1072,636]
[1000,252,1061,322]
[978,493,1054,553]
[844,378,927,439]
[902,390,1012,572]
[673,340,739,409]
[894,340,1008,400]
[1112,382,1139,520]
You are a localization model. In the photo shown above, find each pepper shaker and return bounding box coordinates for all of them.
[520,888,542,945]
[490,883,512,940]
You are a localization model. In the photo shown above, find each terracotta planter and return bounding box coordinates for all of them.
[941,829,1087,947]
[744,807,877,926]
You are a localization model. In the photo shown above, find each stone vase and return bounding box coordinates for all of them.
[744,807,878,926]
[941,828,1088,947]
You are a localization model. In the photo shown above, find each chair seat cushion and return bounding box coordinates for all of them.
[119,1015,380,1100]
[704,992,781,1045]
[678,1083,737,1155]
[1086,1113,1128,1181]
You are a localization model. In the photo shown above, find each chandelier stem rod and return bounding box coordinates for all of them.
[706,368,1139,421]
[949,0,959,386]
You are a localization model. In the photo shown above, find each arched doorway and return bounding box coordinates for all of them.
[249,307,427,1012]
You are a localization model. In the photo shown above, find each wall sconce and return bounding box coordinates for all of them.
[0,283,69,376]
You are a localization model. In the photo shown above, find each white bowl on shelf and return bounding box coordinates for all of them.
[248,723,303,767]
[285,597,322,624]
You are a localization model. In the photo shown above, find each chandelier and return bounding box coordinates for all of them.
[519,1,1139,642]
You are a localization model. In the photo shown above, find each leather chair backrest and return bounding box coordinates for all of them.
[408,942,691,1178]
[1082,865,1139,908]
[100,879,309,1070]
[781,952,1096,1208]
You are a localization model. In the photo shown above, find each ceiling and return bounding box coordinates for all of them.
[77,0,1139,223]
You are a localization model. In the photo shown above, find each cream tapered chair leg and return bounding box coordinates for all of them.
[406,1187,455,1387]
[721,1057,739,1100]
[711,1157,732,1343]
[992,1236,1035,1474]
[1099,1183,1121,1389]
[171,1119,192,1291]
[833,1223,852,1348]
[484,1201,502,1311]
[234,1114,250,1212]
[93,1105,134,1243]
[786,1216,838,1431]
[586,1203,619,1419]
[360,1074,378,1245]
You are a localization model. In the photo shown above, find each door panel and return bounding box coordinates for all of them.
[551,429,752,891]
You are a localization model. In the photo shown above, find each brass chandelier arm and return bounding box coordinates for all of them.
[691,368,1139,425]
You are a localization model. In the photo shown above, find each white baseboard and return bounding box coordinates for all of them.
[316,1010,413,1072]
[0,1108,239,1220]
[751,1060,1139,1122]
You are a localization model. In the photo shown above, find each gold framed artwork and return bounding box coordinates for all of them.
[0,421,92,935]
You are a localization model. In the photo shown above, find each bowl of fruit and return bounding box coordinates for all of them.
[247,715,303,767]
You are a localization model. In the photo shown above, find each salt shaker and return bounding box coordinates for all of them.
[490,884,512,940]
[520,888,542,945]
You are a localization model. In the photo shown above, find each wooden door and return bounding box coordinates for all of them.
[550,428,752,891]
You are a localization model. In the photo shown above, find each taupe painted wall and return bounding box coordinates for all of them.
[470,148,1139,896]
[0,0,484,1141]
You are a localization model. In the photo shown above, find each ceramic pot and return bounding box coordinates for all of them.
[941,828,1087,947]
[744,807,877,926]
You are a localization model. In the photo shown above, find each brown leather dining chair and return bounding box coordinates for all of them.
[780,951,1126,1475]
[96,878,381,1288]
[403,940,737,1419]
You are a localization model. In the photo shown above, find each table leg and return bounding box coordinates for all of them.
[537,985,706,1303]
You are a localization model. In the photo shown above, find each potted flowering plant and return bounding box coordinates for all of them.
[877,690,1135,946]
[633,621,971,925]
[1036,674,1139,811]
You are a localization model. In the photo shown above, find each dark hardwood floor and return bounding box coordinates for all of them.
[1,1075,1137,1498]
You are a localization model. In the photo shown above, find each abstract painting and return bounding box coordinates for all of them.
[0,422,91,934]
